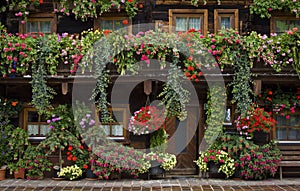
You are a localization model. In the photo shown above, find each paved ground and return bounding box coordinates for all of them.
[1,178,300,191]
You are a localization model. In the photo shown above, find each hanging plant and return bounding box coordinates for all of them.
[159,55,190,121]
[30,37,56,114]
[55,0,138,21]
[204,85,226,146]
[128,106,165,135]
[230,50,253,116]
[250,0,300,18]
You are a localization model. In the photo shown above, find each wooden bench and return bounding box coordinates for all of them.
[278,145,300,180]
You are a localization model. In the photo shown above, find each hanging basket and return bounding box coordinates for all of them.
[253,131,269,146]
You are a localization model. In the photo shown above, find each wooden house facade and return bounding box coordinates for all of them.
[1,0,300,178]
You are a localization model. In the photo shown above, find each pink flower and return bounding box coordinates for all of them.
[141,55,150,65]
[286,115,290,119]
[211,38,216,43]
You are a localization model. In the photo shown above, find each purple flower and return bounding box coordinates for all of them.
[79,121,85,126]
[47,120,51,123]
[49,125,54,130]
[86,114,91,118]
[89,120,95,126]
[62,33,68,38]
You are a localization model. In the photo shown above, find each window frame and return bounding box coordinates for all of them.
[214,9,239,33]
[94,16,132,33]
[169,9,208,35]
[270,16,300,34]
[96,106,129,141]
[19,13,57,34]
[23,107,49,140]
[273,111,300,143]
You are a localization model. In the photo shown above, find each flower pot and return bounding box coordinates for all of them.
[14,168,25,179]
[85,168,97,180]
[52,166,64,180]
[208,162,225,179]
[253,131,269,146]
[0,169,6,181]
[149,161,165,178]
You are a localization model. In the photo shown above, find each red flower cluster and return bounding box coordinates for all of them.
[236,107,276,135]
[66,146,77,162]
[128,106,165,135]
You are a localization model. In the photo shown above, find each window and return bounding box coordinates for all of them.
[20,13,57,34]
[214,9,239,33]
[97,107,128,139]
[275,113,300,141]
[94,16,132,32]
[169,9,208,35]
[271,16,300,34]
[24,108,50,139]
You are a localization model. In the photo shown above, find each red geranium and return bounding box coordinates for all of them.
[128,106,165,135]
[236,107,276,137]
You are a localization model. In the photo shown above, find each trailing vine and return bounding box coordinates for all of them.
[30,38,56,114]
[89,40,112,123]
[204,85,226,146]
[230,50,253,117]
[158,55,190,121]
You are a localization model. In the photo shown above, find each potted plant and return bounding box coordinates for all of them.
[0,120,13,180]
[194,149,235,179]
[238,141,282,180]
[128,105,165,135]
[58,164,83,180]
[236,107,276,145]
[7,127,30,179]
[20,146,52,180]
[37,105,81,179]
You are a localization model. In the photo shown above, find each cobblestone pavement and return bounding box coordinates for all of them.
[0,178,300,191]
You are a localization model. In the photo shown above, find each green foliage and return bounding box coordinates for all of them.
[16,145,52,179]
[159,56,190,121]
[204,85,226,146]
[0,98,22,121]
[30,38,56,115]
[38,105,81,168]
[250,0,300,18]
[7,128,29,161]
[57,0,138,21]
[0,120,13,168]
[230,51,253,116]
[150,128,168,153]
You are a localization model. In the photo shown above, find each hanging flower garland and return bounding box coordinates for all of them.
[128,106,165,135]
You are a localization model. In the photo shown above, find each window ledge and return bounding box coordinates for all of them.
[276,141,300,144]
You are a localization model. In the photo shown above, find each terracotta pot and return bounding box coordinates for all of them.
[14,168,25,179]
[0,169,6,181]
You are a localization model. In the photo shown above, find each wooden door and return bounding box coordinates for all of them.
[165,107,200,175]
